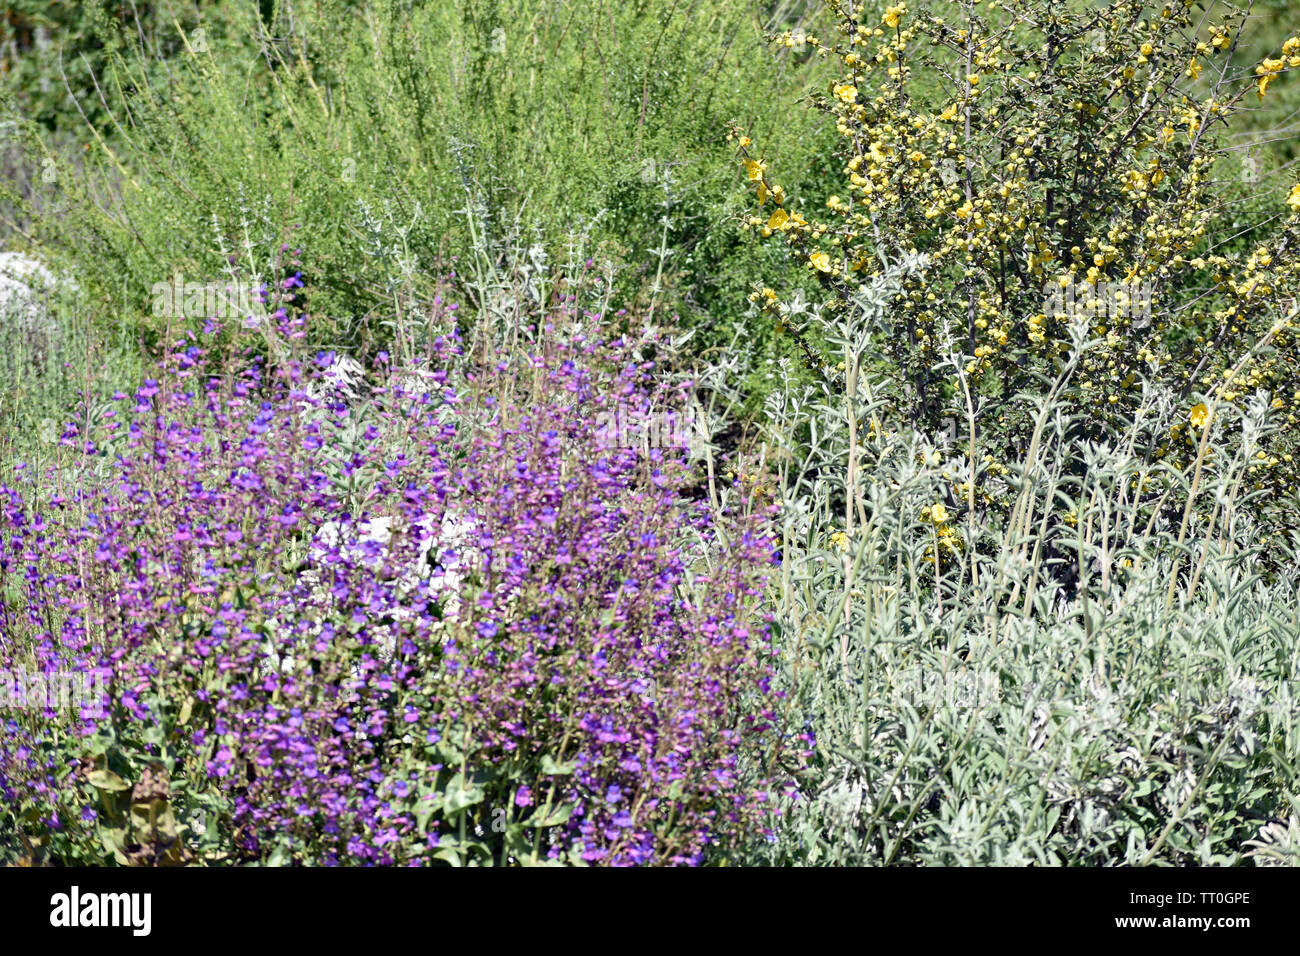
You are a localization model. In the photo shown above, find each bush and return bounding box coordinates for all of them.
[5,0,841,371]
[727,254,1300,865]
[740,0,1300,554]
[0,282,783,866]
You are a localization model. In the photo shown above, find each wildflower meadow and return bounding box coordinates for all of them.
[1,0,1299,875]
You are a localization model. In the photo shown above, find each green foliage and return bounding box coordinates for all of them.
[3,695,223,867]
[5,0,839,374]
[3,0,1300,868]
[1,0,211,130]
[0,282,144,478]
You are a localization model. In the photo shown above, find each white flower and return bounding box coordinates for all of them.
[0,251,69,348]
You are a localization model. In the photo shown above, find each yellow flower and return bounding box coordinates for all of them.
[830,531,849,552]
[833,83,858,103]
[767,208,789,231]
[924,502,949,524]
[1190,403,1211,429]
[745,159,766,182]
[1288,183,1300,214]
[809,251,832,273]
[1257,57,1285,97]
[883,4,905,29]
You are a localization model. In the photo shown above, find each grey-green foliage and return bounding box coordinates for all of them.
[735,256,1300,866]
[776,554,1300,866]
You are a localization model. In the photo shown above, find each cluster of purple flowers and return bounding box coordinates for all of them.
[0,297,783,865]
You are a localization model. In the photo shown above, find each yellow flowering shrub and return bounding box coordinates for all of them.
[739,0,1300,536]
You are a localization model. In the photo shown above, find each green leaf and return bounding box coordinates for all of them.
[528,803,573,828]
[265,842,291,867]
[414,791,443,831]
[431,842,463,866]
[86,769,131,792]
[99,825,127,863]
[443,774,485,814]
[539,754,575,775]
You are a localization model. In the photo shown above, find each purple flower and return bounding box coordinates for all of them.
[0,292,781,867]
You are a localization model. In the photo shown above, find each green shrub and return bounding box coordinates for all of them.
[6,0,840,374]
